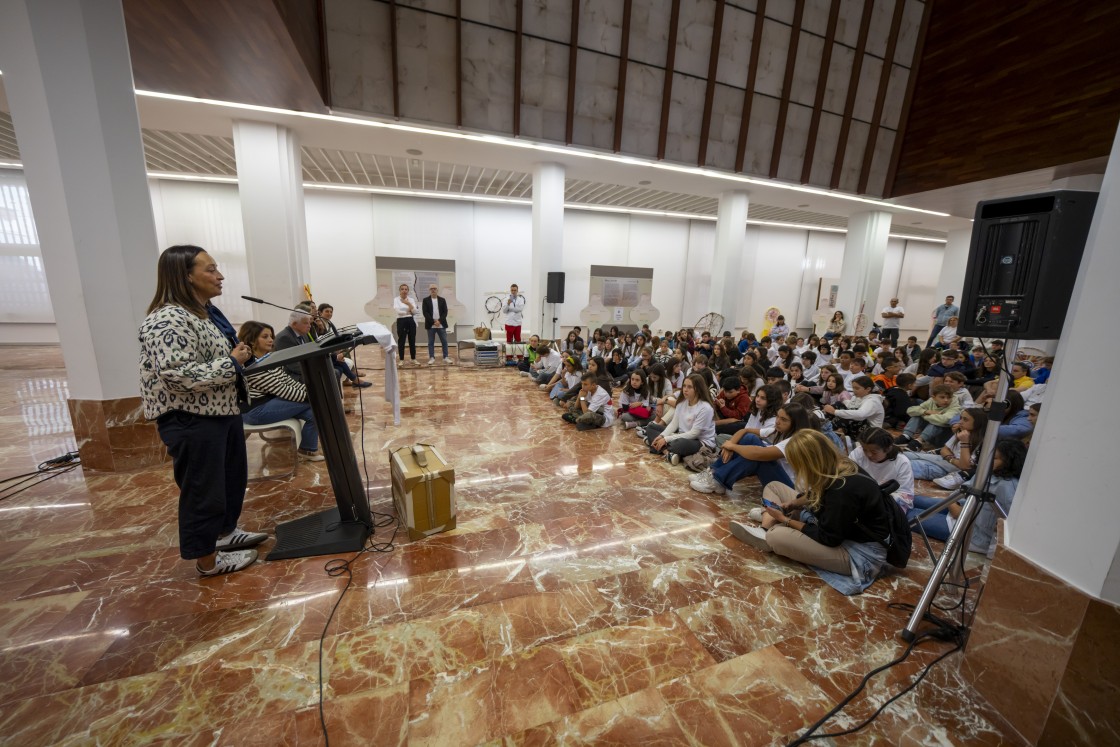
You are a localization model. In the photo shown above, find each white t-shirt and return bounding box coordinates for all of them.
[881,305,904,329]
[585,385,615,427]
[393,296,419,319]
[744,412,777,439]
[938,326,959,346]
[772,437,795,481]
[536,349,562,372]
[849,445,916,511]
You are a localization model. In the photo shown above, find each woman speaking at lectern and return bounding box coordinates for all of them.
[139,245,267,577]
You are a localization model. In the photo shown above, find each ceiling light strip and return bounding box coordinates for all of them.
[133,89,950,218]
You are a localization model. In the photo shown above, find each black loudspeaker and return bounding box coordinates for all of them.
[546,271,566,303]
[959,190,1097,340]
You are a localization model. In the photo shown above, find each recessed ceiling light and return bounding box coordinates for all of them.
[406,148,423,156]
[638,180,651,185]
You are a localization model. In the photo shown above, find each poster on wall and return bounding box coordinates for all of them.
[580,265,658,332]
[367,258,468,339]
[811,277,841,334]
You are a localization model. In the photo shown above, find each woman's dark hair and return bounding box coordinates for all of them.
[611,348,623,360]
[693,366,716,390]
[776,402,814,439]
[801,350,817,364]
[917,347,939,375]
[994,439,1028,478]
[789,393,823,430]
[589,356,606,376]
[1004,390,1025,421]
[317,303,333,313]
[648,362,667,380]
[148,244,208,317]
[850,375,875,392]
[857,427,900,460]
[960,407,989,437]
[623,368,648,397]
[824,373,845,392]
[831,311,844,321]
[788,362,804,380]
[564,354,583,372]
[753,384,783,421]
[237,320,275,350]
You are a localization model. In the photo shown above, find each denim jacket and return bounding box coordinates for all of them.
[798,510,889,595]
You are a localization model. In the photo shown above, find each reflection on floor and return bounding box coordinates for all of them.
[0,347,1022,745]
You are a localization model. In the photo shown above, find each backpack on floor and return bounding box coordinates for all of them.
[683,444,719,472]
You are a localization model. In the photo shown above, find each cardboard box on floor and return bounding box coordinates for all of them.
[390,444,456,541]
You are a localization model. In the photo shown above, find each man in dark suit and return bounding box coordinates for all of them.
[273,310,313,381]
[422,284,453,365]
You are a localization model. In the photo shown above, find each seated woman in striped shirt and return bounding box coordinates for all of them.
[238,321,324,461]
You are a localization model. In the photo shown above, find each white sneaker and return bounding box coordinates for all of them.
[934,471,967,489]
[689,470,726,495]
[215,527,268,551]
[635,427,646,438]
[747,507,766,523]
[197,549,258,576]
[444,358,454,365]
[670,453,681,466]
[729,521,771,552]
[298,449,325,462]
[519,371,530,377]
[428,358,435,366]
[539,383,549,390]
[622,420,638,430]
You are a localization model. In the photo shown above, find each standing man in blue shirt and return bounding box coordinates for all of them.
[928,295,960,348]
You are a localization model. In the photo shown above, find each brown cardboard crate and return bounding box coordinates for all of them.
[390,444,456,541]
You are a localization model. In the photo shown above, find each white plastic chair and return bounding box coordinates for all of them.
[243,418,302,479]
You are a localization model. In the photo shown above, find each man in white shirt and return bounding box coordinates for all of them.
[503,284,526,343]
[392,283,420,365]
[880,298,905,347]
[562,373,614,430]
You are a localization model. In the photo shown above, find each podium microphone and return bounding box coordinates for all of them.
[242,295,313,315]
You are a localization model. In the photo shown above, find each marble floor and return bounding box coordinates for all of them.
[0,346,1023,746]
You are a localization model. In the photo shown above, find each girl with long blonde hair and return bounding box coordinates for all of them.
[728,429,895,595]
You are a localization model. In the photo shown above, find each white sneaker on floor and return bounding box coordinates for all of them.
[298,449,325,462]
[198,549,258,576]
[428,358,435,366]
[635,427,646,438]
[215,527,268,551]
[622,420,638,430]
[747,507,766,523]
[519,370,530,377]
[729,521,771,552]
[689,470,726,495]
[443,358,454,365]
[934,471,967,489]
[670,453,681,466]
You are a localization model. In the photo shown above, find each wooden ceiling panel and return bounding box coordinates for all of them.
[122,0,327,113]
[891,0,1120,196]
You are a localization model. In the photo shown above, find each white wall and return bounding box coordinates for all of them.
[0,175,958,346]
[1006,124,1120,602]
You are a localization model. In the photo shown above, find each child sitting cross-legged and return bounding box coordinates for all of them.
[882,372,918,429]
[894,383,962,450]
[905,407,988,489]
[618,370,652,430]
[562,372,616,431]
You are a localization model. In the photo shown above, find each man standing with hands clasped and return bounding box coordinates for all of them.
[928,295,959,348]
[880,298,905,347]
[503,284,525,343]
[423,284,453,366]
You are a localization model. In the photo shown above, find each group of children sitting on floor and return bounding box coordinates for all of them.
[515,323,1046,595]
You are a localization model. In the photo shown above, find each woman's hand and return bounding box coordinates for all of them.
[957,429,971,445]
[231,343,252,365]
[720,446,735,463]
[823,404,836,415]
[652,435,667,451]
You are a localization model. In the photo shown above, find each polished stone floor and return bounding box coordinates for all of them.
[0,346,1021,746]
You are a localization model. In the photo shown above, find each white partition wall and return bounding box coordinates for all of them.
[0,176,963,345]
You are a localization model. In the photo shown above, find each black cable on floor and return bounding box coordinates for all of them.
[318,346,399,746]
[0,451,81,503]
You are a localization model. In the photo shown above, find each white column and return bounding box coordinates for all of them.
[530,162,564,338]
[232,120,311,328]
[0,0,158,401]
[1006,123,1120,602]
[710,191,750,330]
[835,211,892,336]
